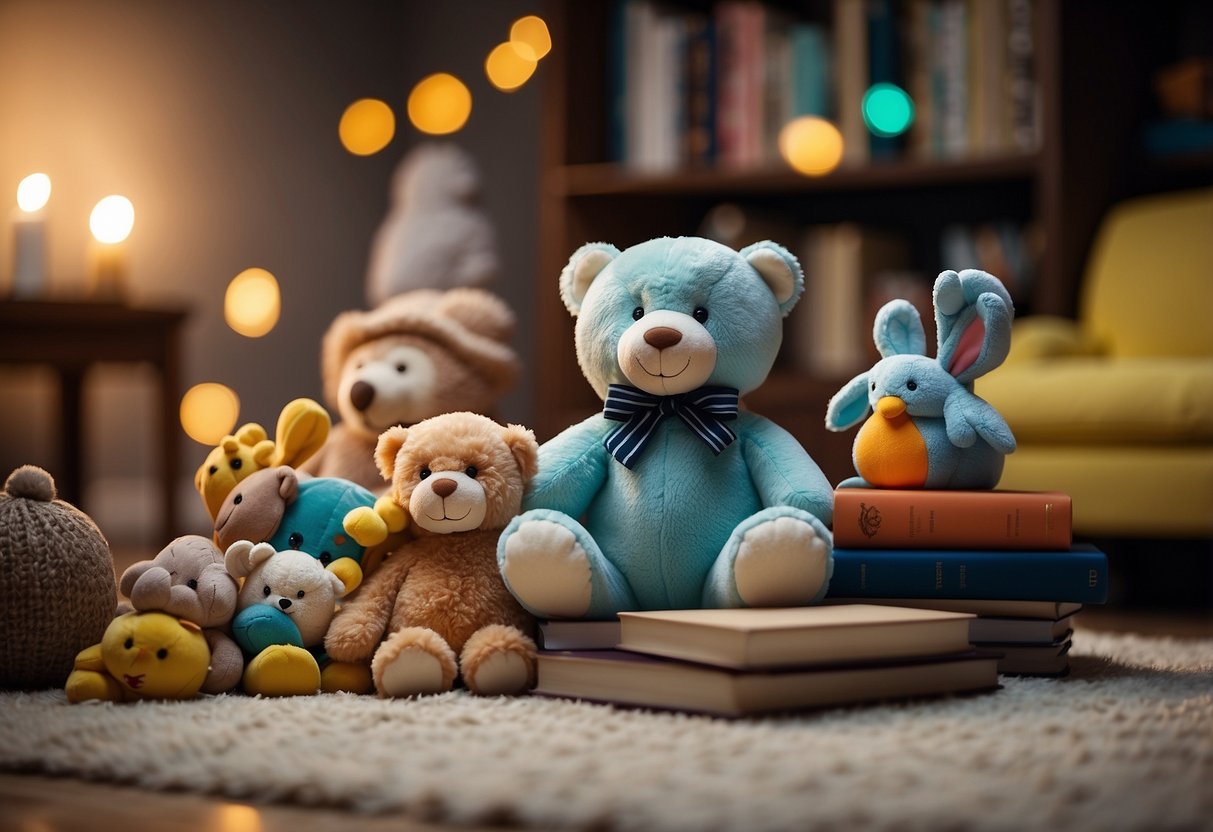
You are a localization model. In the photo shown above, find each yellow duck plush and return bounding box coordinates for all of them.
[65,611,211,703]
[194,398,331,522]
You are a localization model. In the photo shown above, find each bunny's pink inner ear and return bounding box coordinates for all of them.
[948,318,986,378]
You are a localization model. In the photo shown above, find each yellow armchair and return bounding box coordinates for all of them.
[977,188,1213,537]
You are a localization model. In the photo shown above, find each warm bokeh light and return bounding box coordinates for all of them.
[778,116,845,177]
[485,41,538,92]
[510,15,551,60]
[16,173,51,212]
[407,73,472,135]
[225,267,281,337]
[216,804,262,832]
[180,383,240,446]
[89,195,135,243]
[862,83,915,137]
[338,98,396,156]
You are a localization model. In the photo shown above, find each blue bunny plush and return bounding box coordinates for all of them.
[497,236,834,619]
[824,269,1016,489]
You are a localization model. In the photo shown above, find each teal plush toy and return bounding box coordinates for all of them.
[214,466,407,594]
[496,236,834,618]
[824,269,1016,489]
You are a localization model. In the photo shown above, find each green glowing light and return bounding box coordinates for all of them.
[862,83,915,138]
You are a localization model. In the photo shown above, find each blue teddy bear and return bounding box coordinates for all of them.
[497,236,834,619]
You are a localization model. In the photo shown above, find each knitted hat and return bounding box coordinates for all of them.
[0,465,117,689]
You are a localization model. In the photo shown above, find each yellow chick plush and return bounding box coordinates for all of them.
[65,612,211,703]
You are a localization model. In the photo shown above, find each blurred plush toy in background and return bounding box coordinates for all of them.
[65,611,210,703]
[365,143,499,308]
[194,397,330,522]
[497,237,835,620]
[825,269,1016,490]
[301,289,520,493]
[225,540,355,696]
[118,535,242,693]
[213,466,406,595]
[325,412,539,698]
[0,465,117,690]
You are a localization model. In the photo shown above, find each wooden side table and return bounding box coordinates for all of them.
[0,300,188,544]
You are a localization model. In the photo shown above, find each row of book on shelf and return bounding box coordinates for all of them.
[611,0,1041,172]
[697,205,1040,379]
[533,487,1103,717]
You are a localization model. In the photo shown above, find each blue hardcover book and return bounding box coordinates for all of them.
[790,22,830,118]
[826,544,1108,604]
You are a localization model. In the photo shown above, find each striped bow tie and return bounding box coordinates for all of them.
[602,383,740,469]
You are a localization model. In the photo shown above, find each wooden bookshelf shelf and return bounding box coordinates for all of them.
[551,153,1042,198]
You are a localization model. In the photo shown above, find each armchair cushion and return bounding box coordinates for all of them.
[978,357,1213,444]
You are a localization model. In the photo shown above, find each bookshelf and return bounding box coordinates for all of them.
[533,0,1213,485]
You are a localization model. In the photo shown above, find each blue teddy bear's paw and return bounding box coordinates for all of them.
[706,509,834,608]
[499,516,594,619]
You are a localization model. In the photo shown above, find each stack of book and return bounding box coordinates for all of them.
[826,488,1106,676]
[534,605,1000,717]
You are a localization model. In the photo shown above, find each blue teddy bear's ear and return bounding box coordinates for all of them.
[559,242,620,316]
[739,241,804,317]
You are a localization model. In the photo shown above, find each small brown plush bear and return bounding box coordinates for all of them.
[324,411,538,697]
[299,289,520,494]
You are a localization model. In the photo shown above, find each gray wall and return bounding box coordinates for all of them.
[0,0,541,544]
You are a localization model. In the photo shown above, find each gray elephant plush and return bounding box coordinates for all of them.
[119,535,243,693]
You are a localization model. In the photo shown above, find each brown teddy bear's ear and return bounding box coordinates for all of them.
[502,424,539,485]
[375,426,410,482]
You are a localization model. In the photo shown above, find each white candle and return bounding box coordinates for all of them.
[11,173,51,298]
[88,194,134,299]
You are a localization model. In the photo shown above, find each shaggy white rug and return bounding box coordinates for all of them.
[1,630,1210,832]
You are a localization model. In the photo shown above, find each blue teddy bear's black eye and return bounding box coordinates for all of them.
[906,380,918,391]
[693,307,709,323]
[288,532,303,548]
[632,306,644,321]
[870,382,876,391]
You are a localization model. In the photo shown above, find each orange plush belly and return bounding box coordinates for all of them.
[853,399,929,488]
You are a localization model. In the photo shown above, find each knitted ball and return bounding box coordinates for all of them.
[0,465,117,689]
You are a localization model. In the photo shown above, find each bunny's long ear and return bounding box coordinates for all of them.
[825,372,873,432]
[934,269,1015,385]
[873,299,926,358]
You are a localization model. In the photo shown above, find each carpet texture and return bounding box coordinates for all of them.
[1,630,1211,831]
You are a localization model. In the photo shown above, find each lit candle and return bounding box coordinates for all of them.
[11,173,51,298]
[88,194,135,300]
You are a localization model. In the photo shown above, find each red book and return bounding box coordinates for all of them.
[833,488,1073,550]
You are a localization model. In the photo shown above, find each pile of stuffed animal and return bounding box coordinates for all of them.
[0,145,1018,703]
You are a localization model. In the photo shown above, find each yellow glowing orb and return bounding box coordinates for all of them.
[338,98,396,156]
[16,173,51,212]
[778,116,845,177]
[510,15,551,61]
[486,41,538,92]
[407,73,472,135]
[180,383,240,446]
[89,195,135,243]
[225,267,281,337]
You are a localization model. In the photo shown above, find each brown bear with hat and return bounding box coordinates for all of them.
[298,287,521,494]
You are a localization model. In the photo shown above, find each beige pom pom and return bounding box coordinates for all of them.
[4,465,56,502]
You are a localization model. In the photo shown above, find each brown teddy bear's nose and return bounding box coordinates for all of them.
[644,327,683,350]
[350,380,375,411]
[431,478,458,498]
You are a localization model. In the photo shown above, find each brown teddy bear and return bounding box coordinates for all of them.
[324,411,538,697]
[299,288,521,494]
